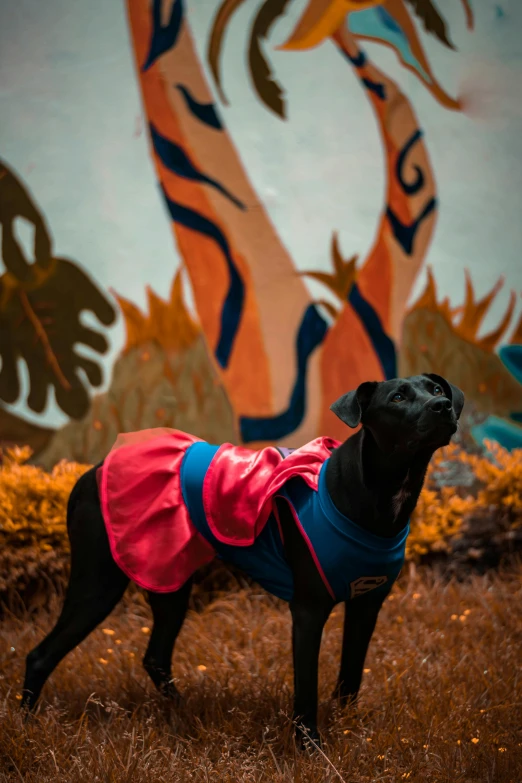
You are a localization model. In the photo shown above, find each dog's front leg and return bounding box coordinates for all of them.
[333,595,383,710]
[290,599,331,748]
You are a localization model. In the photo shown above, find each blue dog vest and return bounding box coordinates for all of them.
[180,441,409,604]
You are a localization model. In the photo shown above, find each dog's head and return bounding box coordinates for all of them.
[330,374,465,454]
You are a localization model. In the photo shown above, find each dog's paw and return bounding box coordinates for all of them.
[20,692,37,718]
[295,724,322,752]
[332,688,358,712]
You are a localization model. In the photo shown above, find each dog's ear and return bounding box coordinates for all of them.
[330,381,378,428]
[423,373,465,419]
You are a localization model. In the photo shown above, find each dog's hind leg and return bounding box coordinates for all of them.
[143,581,192,700]
[22,466,129,711]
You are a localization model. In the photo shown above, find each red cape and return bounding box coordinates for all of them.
[98,428,339,592]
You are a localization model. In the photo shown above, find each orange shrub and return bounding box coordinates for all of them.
[0,446,89,553]
[0,442,520,600]
[463,441,522,523]
[408,441,522,561]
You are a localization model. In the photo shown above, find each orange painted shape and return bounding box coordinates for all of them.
[358,226,394,334]
[333,27,436,340]
[320,303,385,441]
[126,0,272,420]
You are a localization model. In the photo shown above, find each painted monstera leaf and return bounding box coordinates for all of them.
[0,159,116,419]
[37,271,237,468]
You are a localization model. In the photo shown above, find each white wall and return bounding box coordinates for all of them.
[1,0,521,428]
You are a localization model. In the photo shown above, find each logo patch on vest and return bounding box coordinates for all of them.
[350,575,388,599]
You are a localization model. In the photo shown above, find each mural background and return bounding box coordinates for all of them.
[1,0,521,465]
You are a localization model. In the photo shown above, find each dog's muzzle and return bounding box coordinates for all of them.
[415,398,457,442]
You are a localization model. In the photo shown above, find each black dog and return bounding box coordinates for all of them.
[22,373,464,747]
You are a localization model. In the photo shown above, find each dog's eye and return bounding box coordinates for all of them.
[433,385,444,396]
[392,393,404,402]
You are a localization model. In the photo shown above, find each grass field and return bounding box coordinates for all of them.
[1,564,521,782]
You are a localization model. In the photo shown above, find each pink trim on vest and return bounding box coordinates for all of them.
[273,494,336,602]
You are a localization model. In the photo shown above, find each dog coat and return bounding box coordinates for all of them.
[99,429,409,604]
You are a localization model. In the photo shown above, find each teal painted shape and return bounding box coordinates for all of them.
[472,416,522,451]
[498,343,522,426]
[499,344,522,384]
[348,7,429,80]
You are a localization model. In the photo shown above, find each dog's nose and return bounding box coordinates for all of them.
[428,397,452,414]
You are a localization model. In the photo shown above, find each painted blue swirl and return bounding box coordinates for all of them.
[343,48,367,68]
[386,198,437,255]
[362,78,386,100]
[337,44,386,99]
[159,185,244,369]
[396,130,425,195]
[348,283,397,379]
[240,304,329,443]
[142,0,183,72]
[175,84,223,130]
[150,124,245,210]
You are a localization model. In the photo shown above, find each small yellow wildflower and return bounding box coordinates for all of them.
[197,664,207,671]
[459,615,467,621]
[412,593,421,600]
[141,627,150,634]
[471,737,479,744]
[498,747,506,753]
[102,629,115,636]
[15,693,22,700]
[457,740,461,745]
[451,614,458,620]
[377,754,385,760]
[366,737,372,742]
[363,668,371,673]
[115,639,122,645]
[343,730,351,735]
[464,609,471,615]
[99,658,108,665]
[402,773,411,779]
[107,649,113,654]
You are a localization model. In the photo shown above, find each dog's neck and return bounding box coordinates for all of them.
[325,428,434,538]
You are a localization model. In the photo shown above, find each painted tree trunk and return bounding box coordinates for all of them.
[126,1,438,446]
[320,26,437,438]
[126,0,314,433]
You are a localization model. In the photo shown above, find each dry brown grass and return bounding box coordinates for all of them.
[1,565,521,782]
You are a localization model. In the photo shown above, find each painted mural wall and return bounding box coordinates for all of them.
[1,0,521,466]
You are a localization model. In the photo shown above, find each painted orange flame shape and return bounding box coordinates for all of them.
[112,271,199,354]
[410,267,517,353]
